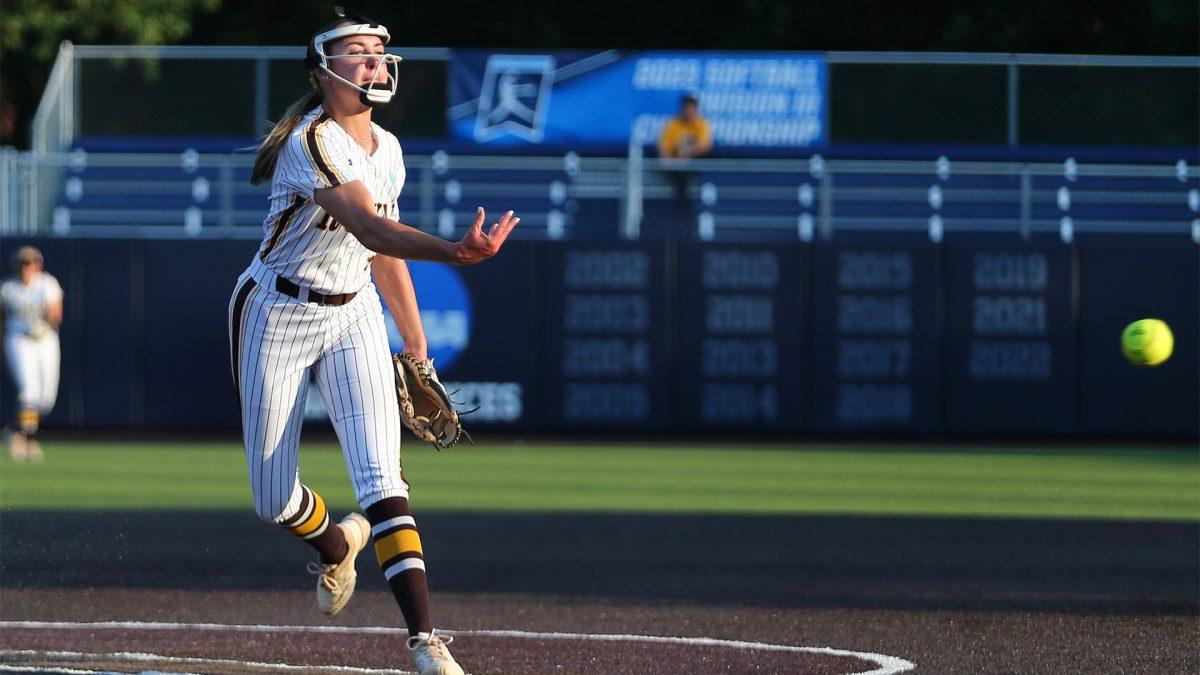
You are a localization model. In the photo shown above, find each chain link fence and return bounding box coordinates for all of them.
[1018,65,1198,146]
[41,46,1200,148]
[830,63,1009,144]
[69,46,449,141]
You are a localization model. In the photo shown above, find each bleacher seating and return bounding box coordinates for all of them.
[48,137,1199,241]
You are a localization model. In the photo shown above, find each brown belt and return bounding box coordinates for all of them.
[274,277,356,307]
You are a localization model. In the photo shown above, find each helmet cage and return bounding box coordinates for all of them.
[309,23,402,107]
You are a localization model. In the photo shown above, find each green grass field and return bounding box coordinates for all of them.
[0,441,1196,520]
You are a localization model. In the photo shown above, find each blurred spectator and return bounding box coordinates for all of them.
[657,93,713,219]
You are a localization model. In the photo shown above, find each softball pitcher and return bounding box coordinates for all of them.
[1,246,62,462]
[232,10,518,674]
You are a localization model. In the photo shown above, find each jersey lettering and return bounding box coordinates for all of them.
[253,106,405,295]
[315,203,390,231]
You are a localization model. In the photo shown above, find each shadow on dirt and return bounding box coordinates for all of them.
[2,510,1195,615]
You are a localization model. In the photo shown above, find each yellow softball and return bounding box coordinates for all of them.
[1121,319,1174,367]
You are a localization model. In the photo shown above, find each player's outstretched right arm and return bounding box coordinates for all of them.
[314,180,519,264]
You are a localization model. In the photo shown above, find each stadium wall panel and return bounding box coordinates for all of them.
[0,236,1194,438]
[1077,238,1199,436]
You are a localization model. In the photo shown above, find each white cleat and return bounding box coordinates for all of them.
[24,439,44,462]
[407,630,464,675]
[6,431,27,462]
[307,512,371,616]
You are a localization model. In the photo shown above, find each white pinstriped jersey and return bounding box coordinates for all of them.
[257,105,406,295]
[1,272,62,338]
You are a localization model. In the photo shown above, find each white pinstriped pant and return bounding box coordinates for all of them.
[5,332,60,412]
[228,265,408,524]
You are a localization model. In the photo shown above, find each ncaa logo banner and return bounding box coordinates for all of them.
[449,50,827,149]
[473,55,557,142]
[381,262,472,369]
[310,263,526,424]
[379,263,526,425]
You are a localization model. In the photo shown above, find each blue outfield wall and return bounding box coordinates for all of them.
[0,234,1196,438]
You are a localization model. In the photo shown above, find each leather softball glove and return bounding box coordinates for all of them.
[393,353,465,450]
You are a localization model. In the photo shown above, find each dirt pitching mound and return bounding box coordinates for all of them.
[0,622,914,674]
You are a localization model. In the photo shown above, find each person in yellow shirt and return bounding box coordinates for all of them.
[657,93,713,218]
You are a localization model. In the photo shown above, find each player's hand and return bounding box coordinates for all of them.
[455,207,519,264]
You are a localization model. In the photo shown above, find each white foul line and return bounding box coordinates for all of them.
[0,660,148,675]
[0,620,916,675]
[0,648,410,675]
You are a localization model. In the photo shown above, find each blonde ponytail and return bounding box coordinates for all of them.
[250,90,323,185]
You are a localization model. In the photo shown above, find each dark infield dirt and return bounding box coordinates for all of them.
[0,510,1196,673]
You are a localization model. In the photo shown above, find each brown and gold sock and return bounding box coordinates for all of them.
[16,408,38,436]
[279,485,348,564]
[366,496,432,636]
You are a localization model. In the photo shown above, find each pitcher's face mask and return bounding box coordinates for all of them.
[306,22,402,108]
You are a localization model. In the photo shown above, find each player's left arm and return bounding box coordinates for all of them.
[45,298,63,329]
[372,255,427,359]
[45,276,63,329]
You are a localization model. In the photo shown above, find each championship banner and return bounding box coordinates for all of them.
[448,50,827,149]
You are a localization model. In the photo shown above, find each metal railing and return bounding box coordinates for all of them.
[624,140,1200,241]
[4,146,1196,242]
[31,42,76,156]
[27,42,76,232]
[3,149,631,240]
